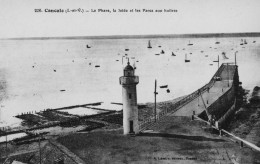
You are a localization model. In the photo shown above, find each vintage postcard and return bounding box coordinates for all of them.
[0,0,260,163]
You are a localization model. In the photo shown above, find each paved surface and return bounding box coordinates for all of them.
[142,115,258,164]
[58,115,258,164]
[171,65,236,117]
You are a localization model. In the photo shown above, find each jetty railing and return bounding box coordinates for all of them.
[193,115,260,152]
[139,64,227,131]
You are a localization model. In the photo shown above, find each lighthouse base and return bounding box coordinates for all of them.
[128,132,136,137]
[123,118,139,135]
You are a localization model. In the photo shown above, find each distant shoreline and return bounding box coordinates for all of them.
[2,32,260,40]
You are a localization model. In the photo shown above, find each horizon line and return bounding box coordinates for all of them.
[2,32,260,40]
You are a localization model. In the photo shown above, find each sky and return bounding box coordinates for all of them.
[0,0,260,38]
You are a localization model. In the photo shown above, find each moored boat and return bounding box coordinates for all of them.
[185,54,190,62]
[147,40,152,48]
[188,40,193,46]
[160,85,168,88]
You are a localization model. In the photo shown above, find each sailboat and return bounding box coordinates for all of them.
[161,50,165,54]
[240,39,244,45]
[185,54,190,62]
[188,40,193,46]
[244,39,247,44]
[147,40,152,48]
[172,52,176,56]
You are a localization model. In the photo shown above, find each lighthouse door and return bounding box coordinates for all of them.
[129,121,134,133]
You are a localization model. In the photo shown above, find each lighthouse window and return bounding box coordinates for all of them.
[128,93,132,99]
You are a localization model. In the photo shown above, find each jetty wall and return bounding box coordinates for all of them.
[206,64,239,127]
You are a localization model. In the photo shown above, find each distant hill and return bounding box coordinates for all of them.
[2,32,260,40]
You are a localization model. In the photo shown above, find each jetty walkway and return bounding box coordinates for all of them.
[172,64,236,117]
[139,63,238,131]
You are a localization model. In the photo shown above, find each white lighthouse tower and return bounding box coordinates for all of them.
[119,61,139,135]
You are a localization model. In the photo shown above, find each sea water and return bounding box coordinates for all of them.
[0,37,259,127]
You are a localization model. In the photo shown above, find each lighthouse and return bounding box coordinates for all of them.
[119,61,139,135]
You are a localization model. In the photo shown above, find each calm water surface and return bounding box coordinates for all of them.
[0,37,259,126]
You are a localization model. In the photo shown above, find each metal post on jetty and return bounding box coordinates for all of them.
[154,79,158,122]
[6,130,8,158]
[218,55,219,69]
[227,63,230,87]
[1,127,9,159]
[235,51,238,66]
[38,134,42,164]
[213,55,220,69]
